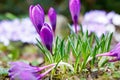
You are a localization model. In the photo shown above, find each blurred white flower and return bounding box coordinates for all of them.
[0,18,39,45]
[112,14,120,26]
[83,10,110,24]
[82,10,116,37]
[71,24,80,33]
[82,22,106,37]
[0,36,10,46]
[106,24,115,33]
[106,11,116,21]
[114,32,120,42]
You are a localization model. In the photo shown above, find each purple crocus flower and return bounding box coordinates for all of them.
[69,0,80,33]
[97,42,120,62]
[29,4,44,33]
[40,23,53,53]
[9,62,55,80]
[48,7,57,33]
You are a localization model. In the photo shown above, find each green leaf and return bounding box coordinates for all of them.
[94,33,100,45]
[36,38,53,63]
[67,24,75,34]
[68,37,77,57]
[106,33,113,51]
[60,39,65,58]
[80,53,90,71]
[113,71,120,78]
[74,52,81,72]
[98,56,108,67]
[79,24,84,35]
[91,46,97,65]
[89,33,95,46]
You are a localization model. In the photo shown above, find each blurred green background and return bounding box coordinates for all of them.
[0,0,120,20]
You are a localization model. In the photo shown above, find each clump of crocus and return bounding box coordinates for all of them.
[29,4,54,53]
[97,42,120,62]
[40,23,53,53]
[48,7,57,34]
[9,62,55,80]
[69,0,80,33]
[29,4,44,33]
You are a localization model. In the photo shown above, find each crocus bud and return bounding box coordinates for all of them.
[97,42,120,62]
[69,0,80,33]
[9,62,55,80]
[29,4,44,33]
[48,7,57,33]
[40,23,53,53]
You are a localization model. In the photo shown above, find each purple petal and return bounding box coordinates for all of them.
[9,62,55,80]
[9,62,38,77]
[110,42,120,53]
[29,5,34,22]
[29,4,45,33]
[48,7,57,32]
[39,63,55,71]
[97,42,120,62]
[69,0,80,24]
[11,72,37,80]
[40,23,53,52]
[37,66,54,79]
[96,52,117,57]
